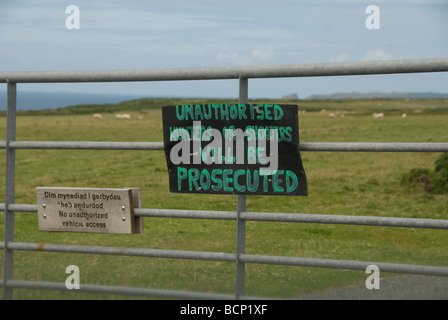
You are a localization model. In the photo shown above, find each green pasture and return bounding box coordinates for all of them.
[0,98,447,299]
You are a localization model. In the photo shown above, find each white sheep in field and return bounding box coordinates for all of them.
[93,113,102,120]
[372,112,384,119]
[116,113,131,119]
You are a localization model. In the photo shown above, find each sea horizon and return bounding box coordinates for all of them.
[0,90,148,111]
[1,90,447,112]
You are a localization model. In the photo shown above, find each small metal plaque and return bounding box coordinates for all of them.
[36,187,139,234]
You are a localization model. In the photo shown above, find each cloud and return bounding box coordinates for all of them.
[335,53,350,62]
[361,49,392,61]
[251,48,275,61]
[216,47,275,66]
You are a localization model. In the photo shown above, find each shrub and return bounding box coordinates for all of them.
[432,153,448,194]
[402,153,448,194]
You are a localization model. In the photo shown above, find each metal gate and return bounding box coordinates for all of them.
[2,58,448,300]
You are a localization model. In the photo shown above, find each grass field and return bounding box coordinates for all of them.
[1,97,447,299]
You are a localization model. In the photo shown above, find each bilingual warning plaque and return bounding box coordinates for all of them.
[36,187,139,234]
[162,104,307,196]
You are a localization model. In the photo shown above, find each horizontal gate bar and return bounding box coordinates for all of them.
[0,204,36,212]
[3,241,447,278]
[0,280,238,300]
[299,142,448,152]
[1,204,448,229]
[1,58,447,83]
[1,141,448,152]
[240,254,448,277]
[240,212,448,229]
[6,242,236,262]
[4,141,164,150]
[135,208,236,220]
[139,209,448,229]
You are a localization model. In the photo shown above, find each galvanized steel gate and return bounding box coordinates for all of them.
[1,58,448,300]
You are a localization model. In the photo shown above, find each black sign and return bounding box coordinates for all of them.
[162,104,307,196]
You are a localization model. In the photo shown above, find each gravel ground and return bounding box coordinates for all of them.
[295,275,448,300]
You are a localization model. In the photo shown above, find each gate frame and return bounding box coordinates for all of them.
[2,58,448,299]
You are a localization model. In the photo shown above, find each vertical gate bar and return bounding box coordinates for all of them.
[236,195,246,299]
[3,82,16,300]
[236,76,248,299]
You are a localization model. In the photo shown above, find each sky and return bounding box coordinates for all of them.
[0,0,447,99]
